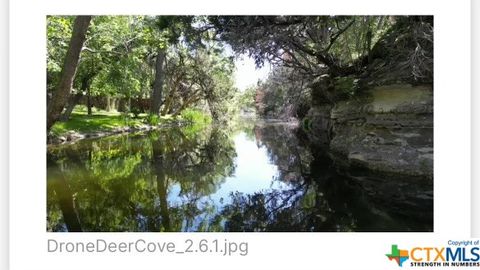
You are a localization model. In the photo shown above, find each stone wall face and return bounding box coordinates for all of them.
[307,84,433,179]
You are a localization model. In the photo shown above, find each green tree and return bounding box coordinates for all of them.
[47,16,92,132]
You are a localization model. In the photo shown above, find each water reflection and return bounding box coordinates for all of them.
[47,120,433,232]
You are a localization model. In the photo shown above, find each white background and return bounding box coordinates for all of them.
[1,0,9,268]
[471,0,480,237]
[5,0,478,269]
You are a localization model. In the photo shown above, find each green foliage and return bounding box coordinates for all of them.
[180,108,211,125]
[146,114,160,126]
[328,16,393,64]
[159,41,237,120]
[47,15,238,124]
[47,16,74,92]
[256,67,311,119]
[235,86,256,111]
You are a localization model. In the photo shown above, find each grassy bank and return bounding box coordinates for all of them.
[50,106,212,137]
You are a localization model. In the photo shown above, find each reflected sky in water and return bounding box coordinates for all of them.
[210,133,287,202]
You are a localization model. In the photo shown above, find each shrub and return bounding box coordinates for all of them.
[180,109,211,125]
[131,107,142,118]
[146,114,160,126]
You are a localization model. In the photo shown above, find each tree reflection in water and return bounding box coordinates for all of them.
[217,123,433,232]
[47,121,432,232]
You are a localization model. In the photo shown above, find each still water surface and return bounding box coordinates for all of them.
[47,120,433,232]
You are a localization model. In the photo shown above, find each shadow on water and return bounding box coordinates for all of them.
[47,119,433,232]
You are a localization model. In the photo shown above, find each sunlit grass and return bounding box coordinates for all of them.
[179,108,212,125]
[51,106,146,136]
[50,106,212,137]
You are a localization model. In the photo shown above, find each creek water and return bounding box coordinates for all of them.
[47,120,433,232]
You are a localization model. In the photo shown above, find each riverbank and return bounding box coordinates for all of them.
[48,107,211,145]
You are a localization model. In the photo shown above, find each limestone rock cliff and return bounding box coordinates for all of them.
[329,84,433,178]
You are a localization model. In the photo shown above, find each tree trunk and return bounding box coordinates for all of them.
[204,90,219,121]
[59,93,83,121]
[60,73,94,121]
[87,86,92,115]
[46,16,92,132]
[161,91,175,116]
[106,96,117,112]
[114,98,119,111]
[150,49,166,115]
[106,96,111,111]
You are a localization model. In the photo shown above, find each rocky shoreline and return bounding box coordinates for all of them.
[47,121,190,145]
